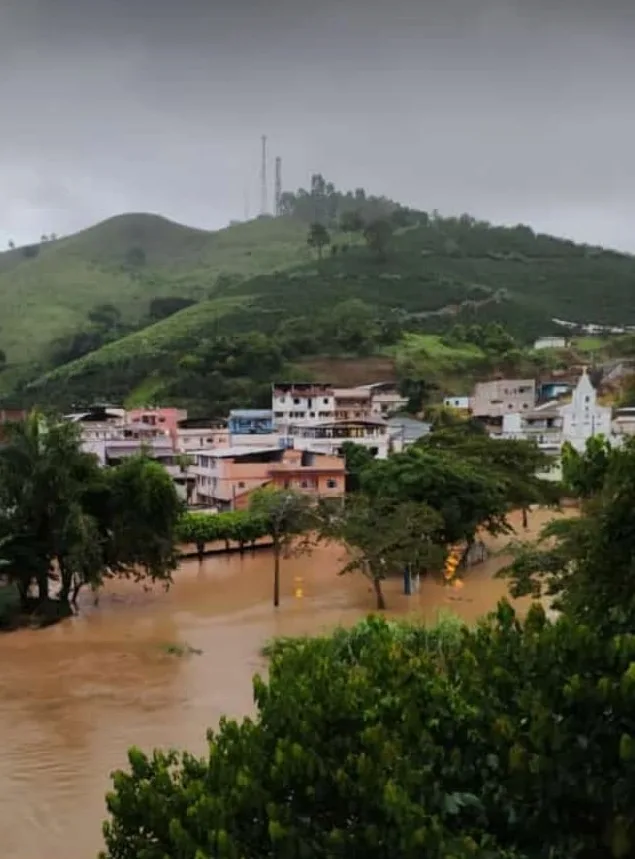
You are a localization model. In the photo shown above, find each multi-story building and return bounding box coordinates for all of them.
[125,407,187,447]
[176,417,229,453]
[191,446,345,510]
[500,369,613,455]
[227,409,281,448]
[332,387,373,421]
[272,383,336,425]
[362,382,408,417]
[443,396,471,412]
[64,406,126,442]
[286,417,391,459]
[472,378,536,420]
[612,406,635,438]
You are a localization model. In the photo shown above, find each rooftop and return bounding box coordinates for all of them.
[229,409,274,419]
[190,446,282,459]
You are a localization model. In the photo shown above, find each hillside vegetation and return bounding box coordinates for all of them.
[3,179,635,413]
[0,214,309,374]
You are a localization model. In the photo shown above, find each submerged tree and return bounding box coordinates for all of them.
[249,487,315,607]
[321,495,444,610]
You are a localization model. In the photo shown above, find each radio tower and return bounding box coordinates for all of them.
[274,156,282,216]
[260,134,268,215]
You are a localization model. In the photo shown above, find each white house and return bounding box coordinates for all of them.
[533,336,567,350]
[272,383,336,425]
[284,417,391,459]
[443,396,471,411]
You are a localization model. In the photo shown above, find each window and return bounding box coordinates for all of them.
[237,481,245,489]
[323,398,329,404]
[327,479,338,489]
[274,411,284,418]
[300,480,308,488]
[293,398,300,405]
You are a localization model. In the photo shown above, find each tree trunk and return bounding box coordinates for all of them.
[522,507,529,529]
[372,577,386,611]
[273,544,281,608]
[59,561,72,605]
[36,570,49,605]
[16,577,30,613]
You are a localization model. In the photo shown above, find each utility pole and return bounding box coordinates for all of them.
[260,134,268,216]
[274,156,282,216]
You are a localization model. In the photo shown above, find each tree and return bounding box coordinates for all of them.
[307,221,331,259]
[0,413,181,624]
[341,441,376,493]
[322,495,444,609]
[561,435,618,499]
[339,209,364,234]
[7,240,14,250]
[361,446,510,547]
[249,487,314,607]
[102,607,635,859]
[363,218,393,258]
[0,348,6,369]
[421,427,559,528]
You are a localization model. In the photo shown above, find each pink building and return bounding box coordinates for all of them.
[125,407,187,447]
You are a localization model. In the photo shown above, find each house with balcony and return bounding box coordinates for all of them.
[191,446,345,510]
[125,407,186,446]
[332,387,373,421]
[272,383,336,426]
[361,382,408,417]
[64,406,126,443]
[285,417,391,459]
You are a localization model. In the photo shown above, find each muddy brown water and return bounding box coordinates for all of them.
[0,509,567,859]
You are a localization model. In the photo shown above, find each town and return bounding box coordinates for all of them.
[6,351,628,512]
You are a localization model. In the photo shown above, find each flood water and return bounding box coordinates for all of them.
[0,509,565,859]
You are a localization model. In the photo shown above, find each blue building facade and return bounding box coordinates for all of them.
[228,409,274,435]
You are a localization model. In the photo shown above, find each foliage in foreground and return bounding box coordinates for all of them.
[0,412,181,623]
[102,607,635,859]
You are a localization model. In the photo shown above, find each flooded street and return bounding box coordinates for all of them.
[0,509,564,859]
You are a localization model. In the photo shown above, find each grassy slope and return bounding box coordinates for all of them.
[12,215,635,405]
[0,214,308,369]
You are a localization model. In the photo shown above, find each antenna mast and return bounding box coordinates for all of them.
[274,156,282,216]
[260,134,268,215]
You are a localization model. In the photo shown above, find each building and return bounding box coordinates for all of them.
[443,396,471,412]
[272,383,335,425]
[533,336,567,350]
[226,409,282,448]
[500,368,613,454]
[332,387,373,421]
[285,417,390,459]
[359,382,408,418]
[559,367,612,450]
[125,407,187,446]
[176,417,229,452]
[64,406,126,443]
[613,406,635,438]
[191,446,345,510]
[537,381,574,402]
[387,416,431,450]
[272,381,407,427]
[472,378,536,419]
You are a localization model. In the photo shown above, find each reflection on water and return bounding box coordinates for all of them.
[0,509,566,859]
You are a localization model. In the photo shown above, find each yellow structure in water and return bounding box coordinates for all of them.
[294,576,304,598]
[443,545,464,588]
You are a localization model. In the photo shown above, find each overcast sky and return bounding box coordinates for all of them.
[1,0,634,250]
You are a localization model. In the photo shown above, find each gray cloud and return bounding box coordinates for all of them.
[1,0,634,249]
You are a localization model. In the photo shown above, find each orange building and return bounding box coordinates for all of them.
[191,445,345,510]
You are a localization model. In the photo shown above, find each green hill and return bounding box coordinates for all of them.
[4,199,635,415]
[0,213,309,375]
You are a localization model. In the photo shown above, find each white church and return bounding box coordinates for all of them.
[499,369,614,476]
